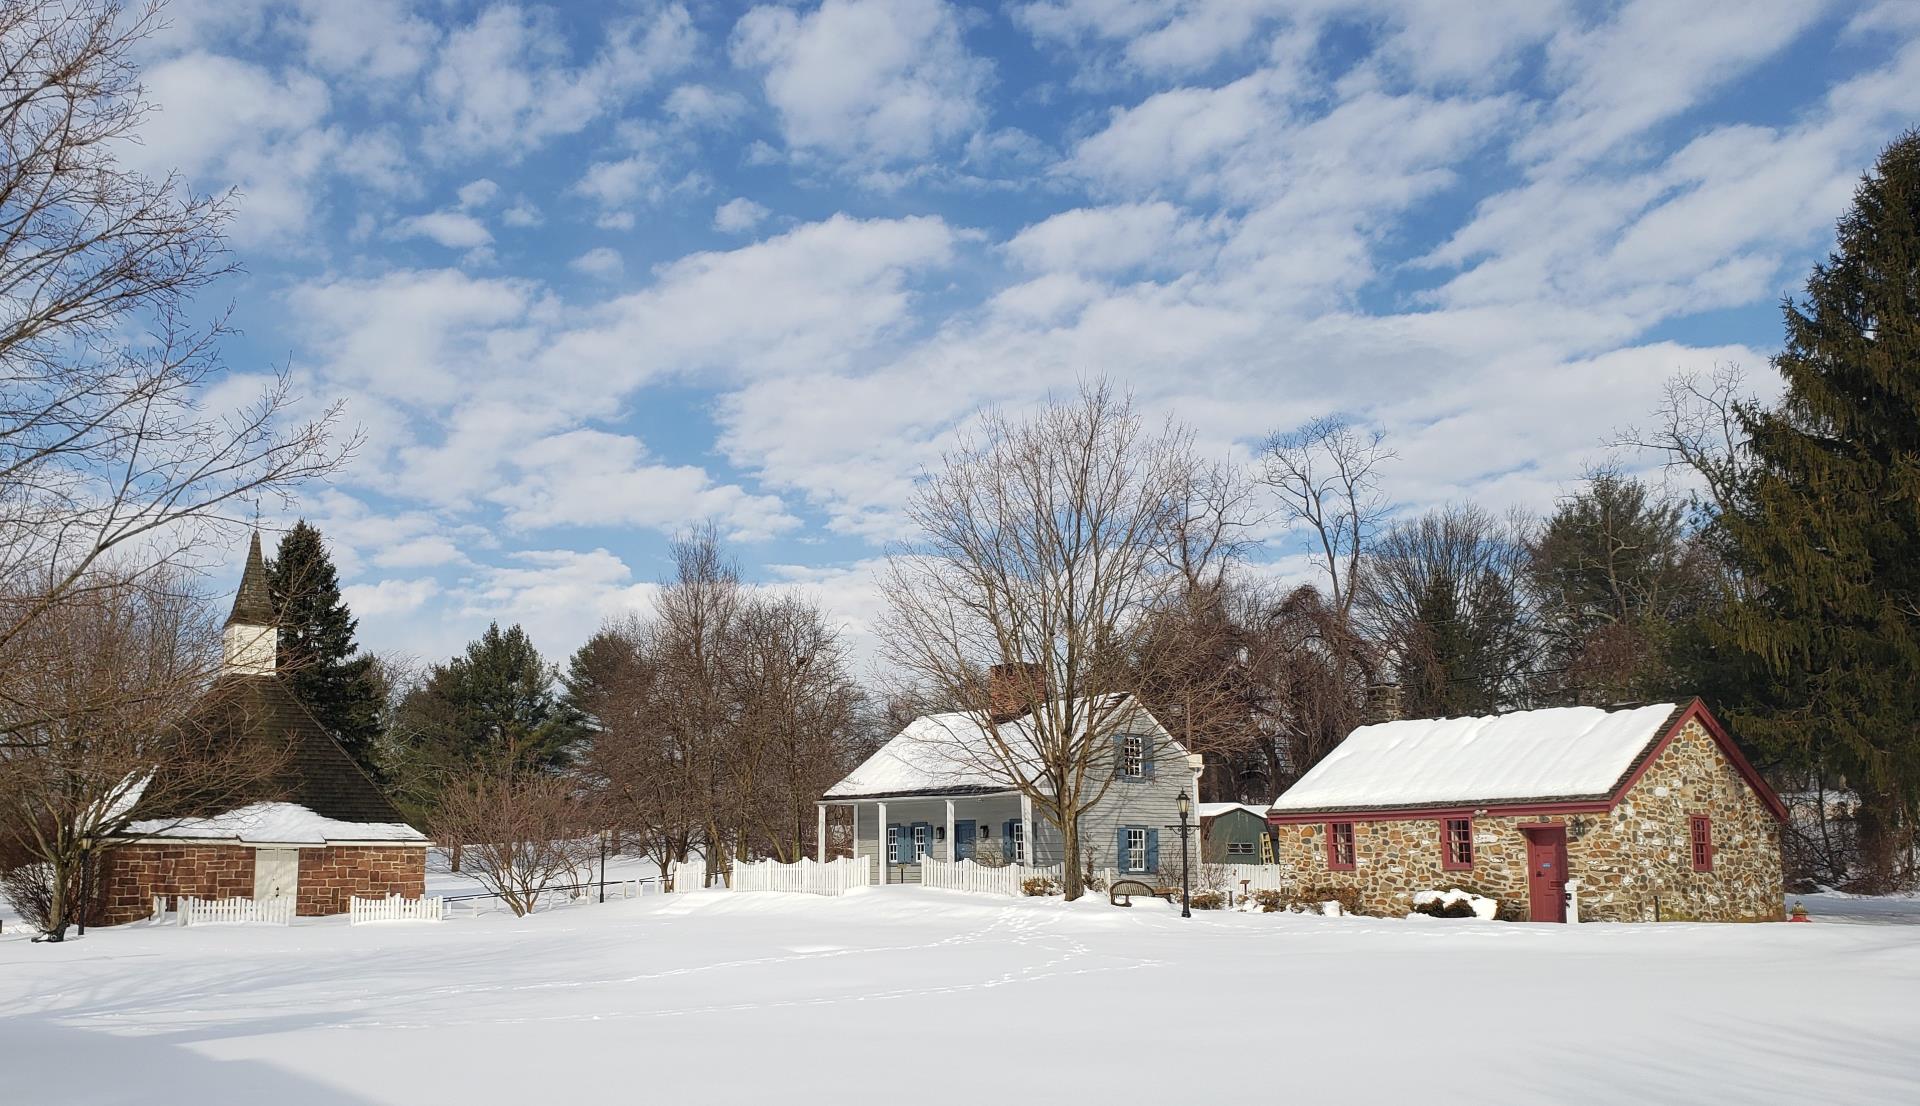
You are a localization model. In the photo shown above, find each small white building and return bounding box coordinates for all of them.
[818,691,1199,884]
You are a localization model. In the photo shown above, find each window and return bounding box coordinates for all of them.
[1443,817,1474,870]
[1126,827,1148,872]
[913,823,930,860]
[1227,841,1256,856]
[886,825,899,863]
[1010,820,1025,863]
[1691,815,1713,872]
[1326,822,1356,870]
[1123,734,1144,778]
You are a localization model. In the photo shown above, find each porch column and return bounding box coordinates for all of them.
[850,802,859,872]
[816,804,827,863]
[945,799,955,863]
[1020,793,1034,867]
[877,800,888,882]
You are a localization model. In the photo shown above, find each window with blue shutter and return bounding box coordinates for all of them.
[887,824,903,864]
[911,822,931,862]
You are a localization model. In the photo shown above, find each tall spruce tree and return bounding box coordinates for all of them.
[1721,131,1920,887]
[268,521,384,778]
[396,622,581,786]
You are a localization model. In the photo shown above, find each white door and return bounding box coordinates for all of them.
[254,849,300,902]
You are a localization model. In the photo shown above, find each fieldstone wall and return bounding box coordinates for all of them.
[94,843,256,924]
[1271,720,1784,922]
[296,846,426,915]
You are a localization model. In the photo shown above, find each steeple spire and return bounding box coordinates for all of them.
[222,531,278,675]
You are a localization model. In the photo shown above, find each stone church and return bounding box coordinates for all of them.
[94,533,428,923]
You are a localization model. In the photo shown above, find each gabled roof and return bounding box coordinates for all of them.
[1197,802,1268,821]
[128,801,425,846]
[823,694,1177,801]
[1268,699,1788,823]
[227,531,275,627]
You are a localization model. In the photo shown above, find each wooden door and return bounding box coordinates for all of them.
[1525,828,1567,922]
[954,820,977,861]
[254,849,300,902]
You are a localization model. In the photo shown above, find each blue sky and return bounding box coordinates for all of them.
[146,0,1920,670]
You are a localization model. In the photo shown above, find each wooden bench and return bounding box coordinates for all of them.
[1109,879,1178,907]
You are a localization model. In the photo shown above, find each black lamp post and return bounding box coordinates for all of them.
[1175,790,1193,919]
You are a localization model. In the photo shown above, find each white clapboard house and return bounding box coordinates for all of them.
[818,674,1199,885]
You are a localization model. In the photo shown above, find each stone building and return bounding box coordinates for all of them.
[1267,700,1787,922]
[94,533,427,923]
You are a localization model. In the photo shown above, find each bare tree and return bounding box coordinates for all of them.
[881,382,1212,900]
[1257,417,1392,618]
[430,773,597,917]
[0,0,351,750]
[0,568,287,939]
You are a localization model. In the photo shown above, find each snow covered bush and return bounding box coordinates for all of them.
[1410,888,1499,920]
[1251,888,1286,912]
[971,840,1008,868]
[1189,890,1225,910]
[1020,875,1061,896]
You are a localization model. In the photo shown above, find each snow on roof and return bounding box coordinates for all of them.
[1197,803,1267,820]
[1270,703,1682,813]
[126,801,428,846]
[824,695,1171,800]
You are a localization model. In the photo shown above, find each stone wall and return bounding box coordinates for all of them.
[1270,719,1784,922]
[296,846,426,915]
[95,843,256,924]
[93,842,429,924]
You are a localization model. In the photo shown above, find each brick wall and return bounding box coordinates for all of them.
[296,846,426,915]
[93,842,428,923]
[95,843,256,924]
[1271,720,1785,922]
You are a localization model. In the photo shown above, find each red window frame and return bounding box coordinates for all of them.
[1442,816,1474,870]
[1690,815,1713,872]
[1326,822,1356,870]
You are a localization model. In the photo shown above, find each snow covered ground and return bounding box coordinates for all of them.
[4,877,1918,1105]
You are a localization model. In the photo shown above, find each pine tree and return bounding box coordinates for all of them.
[397,622,581,784]
[1721,130,1920,887]
[268,521,384,779]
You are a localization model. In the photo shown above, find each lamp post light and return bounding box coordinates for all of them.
[1175,790,1193,919]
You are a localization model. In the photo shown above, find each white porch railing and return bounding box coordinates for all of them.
[730,855,873,896]
[350,895,444,924]
[921,856,1066,897]
[180,896,292,926]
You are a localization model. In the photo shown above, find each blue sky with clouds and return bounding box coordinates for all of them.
[148,0,1920,669]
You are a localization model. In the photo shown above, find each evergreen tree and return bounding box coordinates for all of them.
[267,521,384,778]
[1397,567,1526,718]
[1720,131,1920,887]
[396,622,582,787]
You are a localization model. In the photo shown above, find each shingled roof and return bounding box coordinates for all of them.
[191,674,413,826]
[226,531,275,627]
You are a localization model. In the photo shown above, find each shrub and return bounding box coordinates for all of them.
[1081,866,1107,892]
[1189,890,1225,910]
[1021,875,1061,896]
[1251,888,1286,913]
[1412,896,1478,919]
[1289,885,1362,916]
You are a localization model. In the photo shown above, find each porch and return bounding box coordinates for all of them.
[815,791,1056,885]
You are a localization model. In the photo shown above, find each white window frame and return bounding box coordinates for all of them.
[1010,820,1026,864]
[1123,734,1144,778]
[1125,827,1148,872]
[886,825,899,861]
[912,823,930,860]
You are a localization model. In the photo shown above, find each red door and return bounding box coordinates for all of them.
[1524,827,1568,922]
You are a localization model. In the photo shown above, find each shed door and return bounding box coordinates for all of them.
[1524,828,1567,923]
[254,849,300,902]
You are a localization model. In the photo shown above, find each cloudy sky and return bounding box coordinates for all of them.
[151,0,1919,670]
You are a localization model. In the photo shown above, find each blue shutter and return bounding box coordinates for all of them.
[1003,820,1016,861]
[1117,827,1130,871]
[1146,829,1160,873]
[1142,739,1156,778]
[1113,734,1126,776]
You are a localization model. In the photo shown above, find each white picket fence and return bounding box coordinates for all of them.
[668,857,707,892]
[730,855,873,896]
[180,895,292,926]
[349,895,444,924]
[921,856,1066,897]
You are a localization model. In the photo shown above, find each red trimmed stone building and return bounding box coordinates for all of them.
[1267,699,1787,922]
[93,534,428,924]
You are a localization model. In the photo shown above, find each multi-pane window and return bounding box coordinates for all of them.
[1691,815,1713,872]
[1123,734,1144,777]
[1126,827,1148,872]
[1444,817,1474,869]
[913,824,930,860]
[1327,822,1356,870]
[1227,841,1256,856]
[886,825,899,863]
[1010,820,1026,863]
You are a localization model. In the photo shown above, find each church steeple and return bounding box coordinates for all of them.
[221,531,278,675]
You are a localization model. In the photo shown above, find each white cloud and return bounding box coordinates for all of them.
[391,209,493,249]
[713,197,770,233]
[294,0,438,83]
[731,0,991,167]
[570,247,625,277]
[343,577,442,617]
[457,179,501,208]
[494,430,799,540]
[1005,202,1213,275]
[502,198,544,227]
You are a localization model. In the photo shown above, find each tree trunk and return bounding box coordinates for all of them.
[1059,812,1083,901]
[450,841,463,872]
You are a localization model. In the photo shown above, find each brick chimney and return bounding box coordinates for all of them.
[986,662,1047,723]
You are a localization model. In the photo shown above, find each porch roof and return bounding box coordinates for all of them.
[822,785,1018,803]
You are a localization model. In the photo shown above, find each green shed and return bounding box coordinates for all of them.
[1199,803,1273,864]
